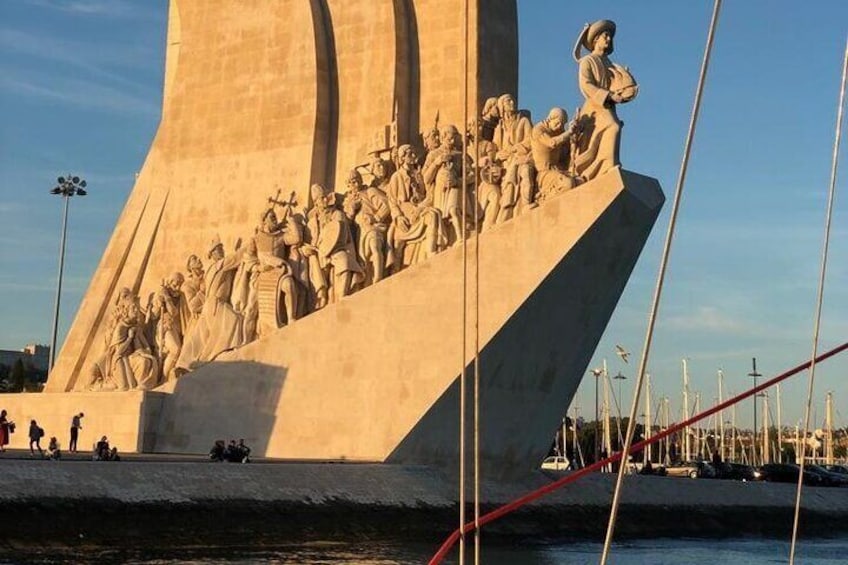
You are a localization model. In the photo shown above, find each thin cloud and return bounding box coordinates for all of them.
[0,28,161,86]
[23,0,163,20]
[0,73,160,117]
[665,305,748,334]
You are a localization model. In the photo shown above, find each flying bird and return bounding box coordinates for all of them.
[615,344,630,364]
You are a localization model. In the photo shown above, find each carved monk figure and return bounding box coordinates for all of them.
[386,144,445,269]
[532,107,582,201]
[343,169,392,285]
[177,237,246,371]
[306,184,363,302]
[572,19,638,181]
[422,124,474,243]
[89,289,159,391]
[493,93,536,217]
[148,272,188,382]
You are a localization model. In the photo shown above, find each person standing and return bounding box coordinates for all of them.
[69,412,84,453]
[28,419,44,457]
[0,409,11,452]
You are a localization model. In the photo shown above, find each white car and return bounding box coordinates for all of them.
[541,456,572,470]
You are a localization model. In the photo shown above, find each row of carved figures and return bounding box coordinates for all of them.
[86,20,637,391]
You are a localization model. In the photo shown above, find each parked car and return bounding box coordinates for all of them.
[666,461,715,479]
[805,465,848,487]
[714,462,759,481]
[757,463,822,486]
[541,456,572,471]
[823,464,848,475]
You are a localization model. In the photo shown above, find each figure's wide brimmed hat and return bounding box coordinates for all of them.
[573,19,616,61]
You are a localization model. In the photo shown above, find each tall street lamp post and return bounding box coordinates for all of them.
[49,175,87,373]
[748,357,762,466]
[613,371,627,421]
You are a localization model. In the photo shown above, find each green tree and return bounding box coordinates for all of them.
[10,358,25,392]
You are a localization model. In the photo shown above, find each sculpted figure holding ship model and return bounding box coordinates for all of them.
[572,19,638,181]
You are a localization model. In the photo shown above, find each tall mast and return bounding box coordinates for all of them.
[683,359,690,461]
[644,374,652,465]
[825,391,834,465]
[718,370,725,461]
[762,392,770,464]
[603,370,612,469]
[694,392,702,457]
[776,384,783,462]
[731,401,737,462]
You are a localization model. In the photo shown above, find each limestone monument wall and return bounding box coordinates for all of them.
[47,0,517,393]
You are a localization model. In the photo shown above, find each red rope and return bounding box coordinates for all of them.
[428,341,848,564]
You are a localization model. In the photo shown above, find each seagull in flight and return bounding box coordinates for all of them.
[615,344,630,364]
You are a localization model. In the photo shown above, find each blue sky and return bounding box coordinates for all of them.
[0,0,846,429]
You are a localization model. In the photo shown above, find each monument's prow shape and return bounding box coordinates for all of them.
[153,167,663,473]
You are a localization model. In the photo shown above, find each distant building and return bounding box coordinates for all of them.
[0,343,50,373]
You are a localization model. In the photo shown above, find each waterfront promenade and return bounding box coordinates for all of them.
[2,454,846,552]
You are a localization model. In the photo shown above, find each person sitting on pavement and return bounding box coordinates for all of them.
[209,439,226,462]
[94,436,110,461]
[47,437,61,460]
[224,440,241,462]
[108,447,121,461]
[236,439,251,463]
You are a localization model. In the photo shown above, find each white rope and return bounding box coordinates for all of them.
[458,0,470,561]
[472,8,482,564]
[599,1,722,562]
[788,34,848,565]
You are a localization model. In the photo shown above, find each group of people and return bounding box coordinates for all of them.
[0,410,113,461]
[83,19,636,391]
[209,439,252,463]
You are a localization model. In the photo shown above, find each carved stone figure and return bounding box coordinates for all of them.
[479,97,500,143]
[343,169,393,285]
[386,144,445,269]
[177,238,246,371]
[251,206,301,335]
[572,19,638,181]
[477,158,503,231]
[183,255,206,332]
[148,272,188,382]
[284,209,328,312]
[306,184,364,302]
[369,154,392,192]
[477,157,503,231]
[532,107,581,202]
[89,289,159,391]
[494,93,536,218]
[421,124,441,164]
[422,124,475,243]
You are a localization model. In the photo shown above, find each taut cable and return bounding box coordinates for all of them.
[788,33,848,565]
[599,1,722,562]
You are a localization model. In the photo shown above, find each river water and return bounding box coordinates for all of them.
[8,537,845,564]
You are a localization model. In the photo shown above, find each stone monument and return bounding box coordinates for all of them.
[1,6,664,475]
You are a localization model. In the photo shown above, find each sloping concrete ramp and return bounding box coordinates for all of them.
[152,167,663,473]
